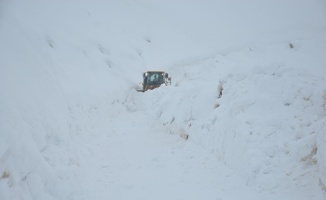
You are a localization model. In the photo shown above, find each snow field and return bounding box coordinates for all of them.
[1,0,326,199]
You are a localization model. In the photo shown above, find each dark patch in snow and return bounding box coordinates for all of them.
[98,45,110,55]
[47,36,54,48]
[1,170,10,179]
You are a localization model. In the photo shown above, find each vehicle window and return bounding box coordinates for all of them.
[145,72,164,85]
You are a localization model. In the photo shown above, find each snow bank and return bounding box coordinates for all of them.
[144,39,326,194]
[0,1,133,199]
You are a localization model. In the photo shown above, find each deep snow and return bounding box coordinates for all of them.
[1,0,326,199]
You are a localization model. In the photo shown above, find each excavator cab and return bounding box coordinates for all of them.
[138,71,171,92]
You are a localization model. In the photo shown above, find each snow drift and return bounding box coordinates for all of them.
[1,0,326,199]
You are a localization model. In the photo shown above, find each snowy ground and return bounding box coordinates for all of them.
[1,0,326,199]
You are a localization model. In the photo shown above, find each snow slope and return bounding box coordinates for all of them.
[1,0,326,199]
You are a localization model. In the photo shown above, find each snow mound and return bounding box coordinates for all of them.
[142,41,326,196]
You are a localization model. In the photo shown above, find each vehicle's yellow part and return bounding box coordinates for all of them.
[144,84,161,91]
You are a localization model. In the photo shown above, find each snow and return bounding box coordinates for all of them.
[1,0,326,199]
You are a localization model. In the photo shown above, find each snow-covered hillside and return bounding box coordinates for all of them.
[1,0,326,199]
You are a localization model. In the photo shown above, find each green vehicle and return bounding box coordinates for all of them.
[137,71,171,92]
